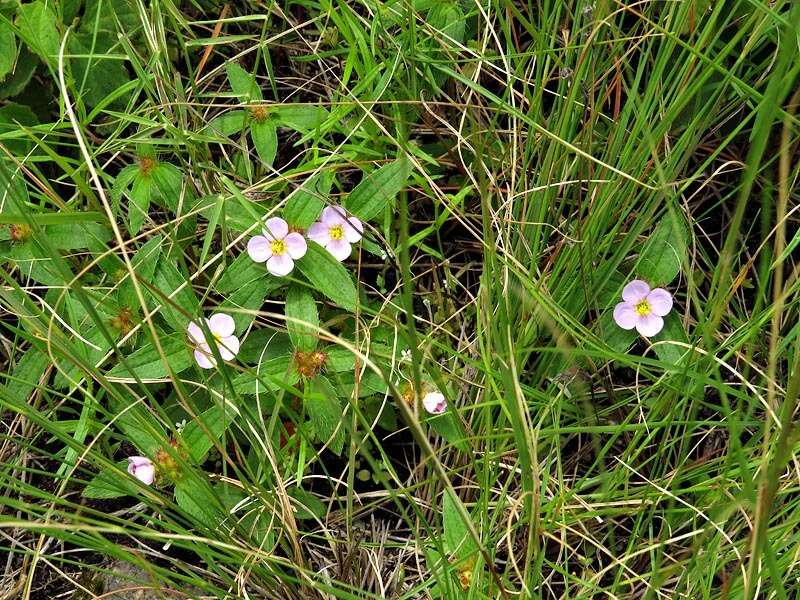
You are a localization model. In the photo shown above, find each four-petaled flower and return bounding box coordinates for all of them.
[308,206,363,261]
[127,456,155,485]
[613,279,673,337]
[188,313,241,369]
[248,217,307,276]
[422,391,447,415]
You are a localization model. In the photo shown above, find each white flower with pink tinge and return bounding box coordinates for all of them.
[127,456,155,485]
[613,279,673,337]
[247,217,307,276]
[307,206,363,261]
[422,391,447,415]
[187,313,241,369]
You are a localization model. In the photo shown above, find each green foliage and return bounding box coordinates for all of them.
[0,1,798,597]
[15,1,60,65]
[285,285,319,352]
[637,214,688,286]
[283,171,333,228]
[0,22,16,80]
[107,333,193,379]
[296,243,358,312]
[306,376,345,455]
[344,156,412,221]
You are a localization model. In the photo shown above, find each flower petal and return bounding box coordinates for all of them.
[613,302,637,330]
[284,232,308,259]
[217,335,240,360]
[208,313,235,337]
[321,205,346,225]
[423,392,447,415]
[187,320,206,345]
[344,216,363,243]
[128,456,155,485]
[647,288,673,316]
[267,253,294,276]
[194,347,216,369]
[247,235,272,263]
[326,238,352,261]
[622,279,650,303]
[307,222,331,245]
[264,217,289,241]
[635,313,664,337]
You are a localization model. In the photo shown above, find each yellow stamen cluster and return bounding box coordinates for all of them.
[634,300,651,316]
[329,224,344,241]
[271,239,287,255]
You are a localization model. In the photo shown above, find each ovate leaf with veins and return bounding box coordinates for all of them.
[345,156,412,221]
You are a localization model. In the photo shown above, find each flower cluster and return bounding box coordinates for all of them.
[247,206,363,277]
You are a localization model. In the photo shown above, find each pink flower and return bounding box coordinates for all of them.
[248,217,307,276]
[422,391,447,415]
[187,313,241,369]
[127,456,155,485]
[307,206,363,261]
[613,279,673,337]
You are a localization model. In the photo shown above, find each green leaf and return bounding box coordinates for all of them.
[128,173,151,235]
[225,62,262,102]
[181,403,231,463]
[16,1,61,64]
[220,276,279,332]
[344,156,412,221]
[595,269,627,308]
[307,376,345,455]
[108,397,167,456]
[238,330,291,365]
[151,260,199,332]
[82,461,140,499]
[283,171,333,229]
[232,352,298,394]
[82,0,139,33]
[251,119,277,166]
[598,310,636,355]
[118,235,163,308]
[174,477,223,527]
[285,285,319,352]
[429,3,466,46]
[46,223,113,249]
[652,312,689,366]
[206,110,249,137]
[0,22,17,81]
[428,409,468,451]
[287,487,326,520]
[107,332,193,379]
[69,32,131,110]
[0,103,38,155]
[443,490,479,559]
[194,193,265,233]
[272,105,329,131]
[296,243,358,312]
[2,347,49,402]
[0,45,37,99]
[637,216,687,286]
[151,163,185,213]
[217,251,267,294]
[110,164,139,216]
